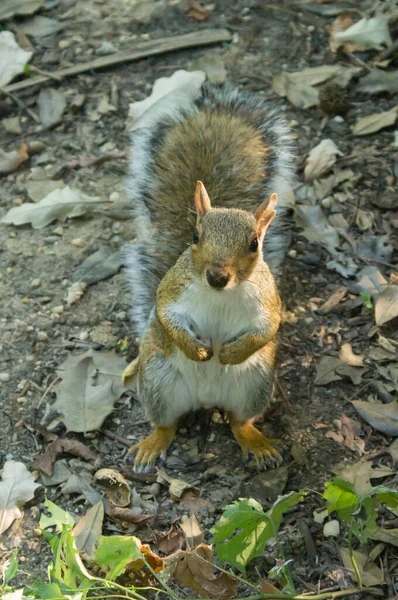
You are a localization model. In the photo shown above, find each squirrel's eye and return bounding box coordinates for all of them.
[192,229,200,244]
[249,238,258,252]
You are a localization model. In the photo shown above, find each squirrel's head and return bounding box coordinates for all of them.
[191,181,277,290]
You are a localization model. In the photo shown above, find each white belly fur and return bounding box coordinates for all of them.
[158,279,270,423]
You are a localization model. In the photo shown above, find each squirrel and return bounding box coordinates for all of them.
[122,84,294,472]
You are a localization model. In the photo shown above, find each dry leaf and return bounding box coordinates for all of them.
[304,139,343,181]
[188,0,208,21]
[324,519,340,537]
[1,186,105,229]
[20,16,64,38]
[0,0,44,21]
[93,468,131,507]
[315,356,366,386]
[261,580,282,595]
[38,88,67,128]
[156,528,185,555]
[375,285,398,326]
[191,53,226,85]
[73,501,104,560]
[32,438,96,476]
[371,527,398,547]
[355,209,374,232]
[334,460,393,494]
[67,281,87,307]
[295,205,339,254]
[340,548,384,586]
[0,143,29,174]
[127,69,205,131]
[388,439,398,465]
[157,468,198,499]
[0,461,40,534]
[333,13,392,52]
[352,107,398,136]
[168,544,237,600]
[339,343,364,367]
[26,179,65,202]
[108,502,150,524]
[0,31,32,88]
[353,400,398,436]
[357,69,398,95]
[180,514,204,548]
[318,287,347,314]
[329,11,356,53]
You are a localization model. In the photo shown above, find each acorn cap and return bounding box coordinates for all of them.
[319,82,351,117]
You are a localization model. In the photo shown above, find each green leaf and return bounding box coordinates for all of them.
[323,479,358,522]
[213,493,305,573]
[2,548,18,585]
[50,526,95,592]
[30,581,67,599]
[39,499,76,532]
[95,535,142,581]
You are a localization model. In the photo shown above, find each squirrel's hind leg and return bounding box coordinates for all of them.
[128,424,177,472]
[228,414,282,469]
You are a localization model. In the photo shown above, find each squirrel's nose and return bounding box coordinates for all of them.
[206,269,230,289]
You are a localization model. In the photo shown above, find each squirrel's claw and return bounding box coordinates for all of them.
[127,425,176,472]
[230,419,282,470]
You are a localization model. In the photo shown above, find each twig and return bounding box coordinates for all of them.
[275,376,293,410]
[103,429,131,448]
[1,89,40,122]
[4,29,232,94]
[36,376,61,410]
[30,65,62,82]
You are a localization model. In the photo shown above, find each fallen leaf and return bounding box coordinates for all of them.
[26,179,65,202]
[180,514,204,548]
[318,286,347,314]
[295,205,339,254]
[168,544,237,600]
[352,107,398,136]
[32,438,97,476]
[0,31,32,88]
[188,0,208,21]
[323,519,340,537]
[239,467,289,503]
[313,508,329,524]
[388,439,398,465]
[67,281,87,307]
[355,208,374,232]
[73,247,124,285]
[0,0,44,20]
[0,461,40,535]
[304,139,343,181]
[290,440,307,466]
[156,527,185,555]
[2,116,22,135]
[157,468,198,499]
[327,256,357,279]
[329,11,357,53]
[315,357,366,386]
[356,266,388,299]
[357,69,398,95]
[371,527,398,547]
[1,186,105,229]
[339,343,364,367]
[20,16,64,37]
[73,501,104,560]
[340,548,384,586]
[53,355,118,433]
[93,468,131,507]
[375,285,398,326]
[339,413,365,454]
[40,459,71,487]
[357,235,393,264]
[372,190,396,210]
[38,88,67,128]
[353,400,398,436]
[108,501,150,524]
[334,460,393,493]
[39,498,75,531]
[333,13,392,52]
[0,143,29,174]
[62,473,102,506]
[261,580,282,595]
[191,53,226,84]
[127,69,205,131]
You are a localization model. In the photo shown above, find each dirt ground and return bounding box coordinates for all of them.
[1,0,398,594]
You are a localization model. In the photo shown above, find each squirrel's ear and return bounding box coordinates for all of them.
[194,181,211,218]
[255,193,278,236]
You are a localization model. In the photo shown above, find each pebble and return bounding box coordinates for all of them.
[52,305,64,314]
[79,331,89,341]
[109,191,120,202]
[148,483,160,496]
[53,226,64,236]
[71,238,85,248]
[59,39,71,49]
[95,41,117,56]
[288,249,297,259]
[321,196,333,208]
[31,278,41,288]
[0,372,10,382]
[116,311,127,321]
[37,331,49,341]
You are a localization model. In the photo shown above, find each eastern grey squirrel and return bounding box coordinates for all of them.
[123,84,294,472]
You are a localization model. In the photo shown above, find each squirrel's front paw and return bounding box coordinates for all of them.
[186,341,213,362]
[219,341,243,365]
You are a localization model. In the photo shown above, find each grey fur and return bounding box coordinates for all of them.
[125,83,294,338]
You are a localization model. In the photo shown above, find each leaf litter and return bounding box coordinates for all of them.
[0,461,40,535]
[0,31,32,87]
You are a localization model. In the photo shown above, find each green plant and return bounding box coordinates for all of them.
[212,491,306,574]
[323,478,398,585]
[359,292,373,309]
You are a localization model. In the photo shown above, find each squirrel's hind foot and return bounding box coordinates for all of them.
[127,424,176,472]
[230,418,282,469]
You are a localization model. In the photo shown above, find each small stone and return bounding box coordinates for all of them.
[31,278,41,288]
[27,141,45,155]
[232,32,240,44]
[17,397,26,404]
[148,483,160,496]
[2,116,21,135]
[71,238,85,248]
[289,119,299,128]
[321,196,333,208]
[26,325,34,332]
[109,191,120,202]
[95,41,117,56]
[59,39,71,49]
[52,305,64,314]
[53,226,64,236]
[116,311,127,321]
[288,249,297,259]
[0,372,10,382]
[79,331,89,341]
[37,331,48,341]
[17,380,27,390]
